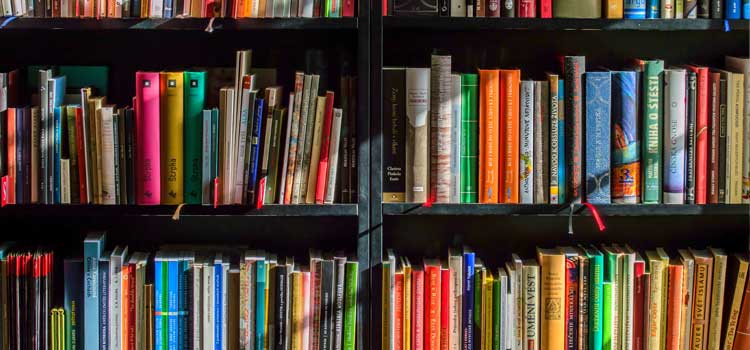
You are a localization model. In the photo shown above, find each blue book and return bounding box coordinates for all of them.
[558,79,566,203]
[624,0,647,18]
[179,254,192,350]
[727,0,742,18]
[83,232,106,350]
[612,71,640,204]
[584,72,612,204]
[744,0,750,18]
[155,253,165,350]
[164,0,173,17]
[47,76,66,202]
[168,254,179,350]
[255,260,267,350]
[98,255,110,350]
[247,98,265,203]
[64,258,83,350]
[214,255,223,350]
[53,106,62,204]
[462,251,475,350]
[645,0,660,17]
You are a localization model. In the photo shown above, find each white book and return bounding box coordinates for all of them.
[450,74,462,203]
[192,260,203,350]
[497,269,508,350]
[114,0,123,17]
[234,88,254,204]
[278,93,295,204]
[292,75,313,204]
[149,0,163,17]
[110,246,128,350]
[273,0,284,17]
[519,80,534,204]
[324,108,343,204]
[724,56,750,204]
[202,111,212,205]
[661,0,674,18]
[430,55,452,203]
[1,0,11,16]
[203,257,215,350]
[251,0,260,16]
[405,67,431,203]
[450,0,464,16]
[448,252,462,350]
[300,0,312,17]
[99,106,117,205]
[11,0,22,15]
[522,261,540,350]
[663,69,687,204]
[620,248,635,350]
[61,159,70,204]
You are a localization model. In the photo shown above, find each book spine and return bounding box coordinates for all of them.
[612,71,640,204]
[305,94,325,204]
[690,259,712,350]
[607,0,624,17]
[723,258,748,350]
[697,0,709,17]
[557,80,565,203]
[255,262,266,350]
[462,253,474,350]
[517,0,534,17]
[479,69,500,203]
[661,0,675,17]
[324,108,343,204]
[101,108,117,204]
[65,109,79,203]
[726,0,741,19]
[247,99,265,204]
[429,55,452,203]
[214,261,223,350]
[519,81,533,204]
[718,77,728,203]
[99,259,109,350]
[155,258,166,350]
[584,72,612,204]
[383,68,406,203]
[135,72,161,205]
[532,81,546,204]
[54,107,61,204]
[183,71,206,204]
[682,71,696,204]
[708,73,720,203]
[539,253,565,349]
[707,254,726,349]
[63,260,83,350]
[460,74,479,203]
[84,238,103,350]
[665,265,683,350]
[405,68,431,203]
[564,257,579,350]
[450,74,462,203]
[710,0,722,17]
[413,269,425,350]
[160,73,184,204]
[589,254,603,350]
[732,263,750,349]
[564,56,585,203]
[728,74,745,204]
[642,61,665,203]
[624,0,647,18]
[425,265,442,350]
[315,92,335,204]
[692,68,709,204]
[539,0,550,17]
[523,266,539,350]
[548,75,560,204]
[343,262,357,350]
[646,0,659,17]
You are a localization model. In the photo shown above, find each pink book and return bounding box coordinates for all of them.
[343,0,354,17]
[315,91,335,204]
[135,72,161,205]
[540,0,551,18]
[302,271,311,350]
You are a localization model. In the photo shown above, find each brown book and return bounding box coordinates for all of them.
[228,268,239,350]
[145,283,154,350]
[722,254,749,350]
[689,249,714,350]
[475,0,484,17]
[666,261,684,350]
[487,0,500,17]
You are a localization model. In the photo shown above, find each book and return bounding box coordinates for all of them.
[645,250,668,350]
[663,68,687,204]
[383,68,406,203]
[519,80,533,204]
[430,55,452,203]
[686,66,709,204]
[689,249,714,350]
[724,70,745,204]
[686,70,697,204]
[479,69,500,204]
[551,0,601,17]
[537,249,565,349]
[612,71,640,204]
[324,108,343,204]
[722,254,748,350]
[665,261,684,350]
[84,232,106,350]
[450,74,461,203]
[315,91,335,204]
[533,80,548,204]
[724,56,750,204]
[460,73,478,203]
[98,106,116,205]
[183,71,206,204]
[624,0,647,17]
[707,248,727,350]
[641,60,665,204]
[564,56,585,203]
[134,72,161,205]
[405,68,430,203]
[584,72,612,204]
[500,69,520,204]
[522,259,539,350]
[547,74,561,204]
[63,258,83,350]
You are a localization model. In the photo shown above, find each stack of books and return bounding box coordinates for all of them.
[382,55,749,205]
[385,0,749,19]
[0,233,360,350]
[382,246,750,350]
[0,49,358,206]
[1,0,356,18]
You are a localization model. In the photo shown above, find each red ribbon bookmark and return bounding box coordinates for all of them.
[582,202,606,232]
[421,193,436,208]
[213,177,220,209]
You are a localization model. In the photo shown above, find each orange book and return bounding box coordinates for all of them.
[734,275,750,349]
[478,69,500,203]
[234,0,244,17]
[424,260,442,350]
[500,69,520,203]
[122,261,130,350]
[666,262,684,350]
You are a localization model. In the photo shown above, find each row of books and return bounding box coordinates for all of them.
[382,55,750,205]
[0,0,355,18]
[0,50,359,206]
[384,0,750,19]
[382,246,750,350]
[0,233,360,350]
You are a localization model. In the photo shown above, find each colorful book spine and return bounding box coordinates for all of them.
[383,68,406,203]
[183,71,206,204]
[135,72,161,205]
[99,256,109,350]
[479,69,500,203]
[584,72,612,204]
[84,233,106,350]
[646,0,660,17]
[557,79,565,203]
[663,69,687,204]
[564,56,585,203]
[538,250,565,349]
[315,92,335,204]
[533,80,548,204]
[462,252,474,350]
[606,0,624,17]
[155,255,165,350]
[54,107,62,204]
[500,69,520,203]
[430,55,453,203]
[587,249,603,350]
[624,0,646,18]
[247,99,265,204]
[726,0,741,18]
[548,74,560,204]
[522,262,539,350]
[612,71,640,204]
[642,60,664,204]
[160,72,184,204]
[689,67,709,204]
[424,263,442,350]
[255,261,266,350]
[405,68,430,203]
[519,80,534,204]
[460,74,479,203]
[563,255,579,350]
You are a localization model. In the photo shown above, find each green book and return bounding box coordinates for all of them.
[460,74,479,203]
[255,260,267,350]
[602,281,613,350]
[65,106,80,204]
[343,261,358,350]
[641,60,664,203]
[583,246,604,350]
[492,278,501,350]
[601,247,621,350]
[183,71,207,204]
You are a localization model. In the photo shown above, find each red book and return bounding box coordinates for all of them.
[412,268,425,350]
[382,0,387,16]
[707,72,721,204]
[315,91,335,204]
[517,0,535,17]
[127,263,137,350]
[440,268,450,350]
[395,273,404,350]
[74,107,88,204]
[564,256,579,350]
[487,0,500,17]
[687,65,709,204]
[735,276,750,349]
[539,0,551,17]
[633,258,646,350]
[6,109,15,205]
[424,261,441,350]
[343,0,354,17]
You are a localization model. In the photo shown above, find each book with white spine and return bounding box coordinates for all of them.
[519,80,534,204]
[430,55,452,203]
[663,68,687,204]
[405,68,431,203]
[98,106,116,205]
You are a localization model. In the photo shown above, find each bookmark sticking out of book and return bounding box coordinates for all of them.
[0,17,17,29]
[1,176,7,207]
[568,202,607,234]
[421,193,435,208]
[213,177,219,208]
[256,178,266,210]
[172,203,186,221]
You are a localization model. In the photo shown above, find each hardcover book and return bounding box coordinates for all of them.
[450,74,462,203]
[547,74,561,204]
[552,0,601,17]
[724,56,750,204]
[640,60,664,204]
[663,69,687,204]
[533,80,548,204]
[84,232,106,350]
[686,71,697,204]
[537,249,565,349]
[519,80,533,204]
[500,69,520,203]
[405,68,430,203]
[479,69,500,203]
[564,56,585,203]
[135,72,161,205]
[584,72,612,204]
[624,0,646,18]
[430,55,453,203]
[183,71,206,204]
[612,71,640,204]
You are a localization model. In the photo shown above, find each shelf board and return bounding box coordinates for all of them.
[382,203,749,216]
[0,17,357,31]
[383,17,750,31]
[0,203,358,217]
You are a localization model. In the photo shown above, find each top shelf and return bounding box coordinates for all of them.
[383,17,750,31]
[0,17,358,31]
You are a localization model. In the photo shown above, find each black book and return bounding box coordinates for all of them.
[319,259,334,350]
[501,0,514,17]
[0,110,6,177]
[333,257,346,350]
[685,71,697,204]
[439,0,449,15]
[698,0,710,18]
[117,109,127,205]
[274,264,288,350]
[125,109,136,205]
[113,112,121,205]
[718,76,728,203]
[23,108,32,204]
[393,0,439,16]
[347,78,357,204]
[711,0,722,18]
[382,68,406,203]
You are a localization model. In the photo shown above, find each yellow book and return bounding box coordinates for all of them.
[89,96,105,204]
[291,271,303,350]
[707,248,727,349]
[305,96,328,203]
[160,72,185,204]
[50,308,64,350]
[483,273,493,350]
[656,248,670,349]
[722,254,749,350]
[537,248,566,350]
[645,250,666,350]
[605,0,623,18]
[402,258,412,350]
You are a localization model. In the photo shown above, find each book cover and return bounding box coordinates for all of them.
[537,249,565,349]
[135,72,161,205]
[183,71,206,204]
[663,69,687,204]
[641,60,664,203]
[383,68,406,203]
[724,56,750,204]
[500,70,520,203]
[479,69,500,203]
[405,68,430,203]
[584,72,612,204]
[624,0,646,18]
[686,66,709,204]
[564,56,585,203]
[612,71,640,203]
[686,71,697,204]
[519,80,534,204]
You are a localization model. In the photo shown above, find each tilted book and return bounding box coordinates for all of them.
[315,92,335,204]
[405,68,431,203]
[519,80,534,204]
[324,108,343,204]
[305,97,327,204]
[135,72,161,205]
[300,75,321,204]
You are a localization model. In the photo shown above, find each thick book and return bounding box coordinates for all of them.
[135,72,161,205]
[584,72,612,204]
[547,74,561,203]
[405,68,431,203]
[430,55,453,203]
[564,56,585,203]
[183,71,206,204]
[640,60,665,204]
[500,69,520,203]
[537,249,565,349]
[722,70,745,204]
[612,71,640,204]
[84,232,106,350]
[479,69,500,203]
[552,0,600,17]
[383,68,407,202]
[663,69,687,204]
[460,73,479,203]
[160,72,184,204]
[519,80,534,204]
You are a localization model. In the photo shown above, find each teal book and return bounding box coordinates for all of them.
[343,261,358,350]
[255,260,267,350]
[583,245,603,350]
[183,71,206,204]
[63,258,83,350]
[641,60,664,203]
[460,74,479,203]
[83,232,106,350]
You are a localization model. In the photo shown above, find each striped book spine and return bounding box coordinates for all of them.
[624,0,646,18]
[557,79,565,203]
[548,74,560,204]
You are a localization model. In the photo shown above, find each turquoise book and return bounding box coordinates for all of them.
[63,258,83,350]
[583,246,603,350]
[641,60,664,203]
[460,74,479,203]
[83,232,106,350]
[183,71,207,204]
[168,256,179,350]
[255,260,267,350]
